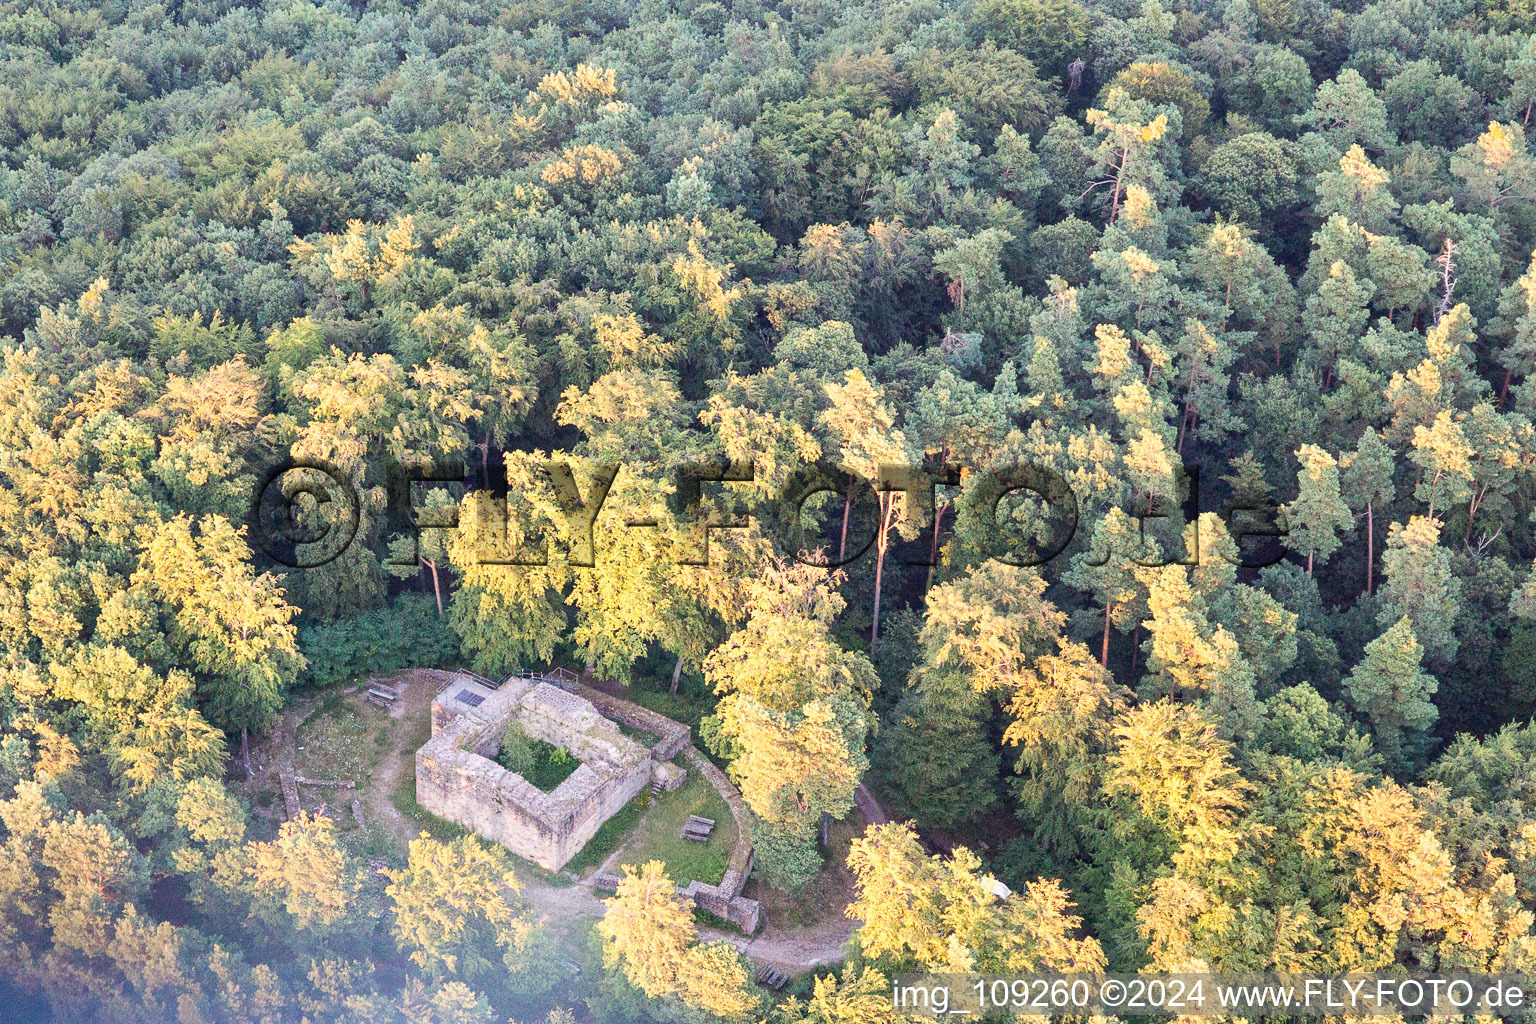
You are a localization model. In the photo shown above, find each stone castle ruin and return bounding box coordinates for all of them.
[417,670,761,932]
[417,672,684,870]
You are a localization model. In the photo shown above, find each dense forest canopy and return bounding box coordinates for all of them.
[6,0,1536,1019]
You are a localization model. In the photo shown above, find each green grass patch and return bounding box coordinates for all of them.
[507,851,573,887]
[388,712,467,844]
[565,793,648,877]
[498,724,580,791]
[692,905,735,931]
[612,770,733,885]
[296,693,387,782]
[526,741,580,791]
[626,688,708,730]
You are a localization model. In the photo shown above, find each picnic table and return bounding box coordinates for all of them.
[366,683,400,709]
[755,966,789,990]
[680,814,716,842]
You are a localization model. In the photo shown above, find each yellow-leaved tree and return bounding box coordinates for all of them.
[595,860,759,1020]
[385,832,549,991]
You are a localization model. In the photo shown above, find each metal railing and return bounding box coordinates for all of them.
[438,666,579,696]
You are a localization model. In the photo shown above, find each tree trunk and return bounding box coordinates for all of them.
[1500,366,1513,410]
[1109,156,1125,224]
[670,653,684,695]
[1307,548,1314,577]
[1129,624,1140,676]
[1366,500,1374,594]
[426,558,443,618]
[839,489,852,563]
[871,494,893,651]
[241,727,253,777]
[1101,603,1113,667]
[923,501,947,592]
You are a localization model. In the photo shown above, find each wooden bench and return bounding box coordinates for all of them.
[755,966,789,990]
[366,687,399,709]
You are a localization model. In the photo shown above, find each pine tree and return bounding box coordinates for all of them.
[1082,88,1170,224]
[1284,445,1354,576]
[820,368,918,648]
[1377,516,1463,664]
[704,561,876,887]
[1344,618,1439,769]
[1064,507,1151,667]
[1339,428,1396,593]
[1408,409,1474,519]
[132,515,304,773]
[1303,261,1372,385]
[1316,145,1398,232]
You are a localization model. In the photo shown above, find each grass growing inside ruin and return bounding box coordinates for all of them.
[616,771,732,885]
[498,724,580,791]
[526,742,579,791]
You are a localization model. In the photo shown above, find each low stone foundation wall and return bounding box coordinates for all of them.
[423,672,763,932]
[680,878,761,933]
[576,684,692,761]
[684,749,755,898]
[590,873,761,935]
[578,691,762,934]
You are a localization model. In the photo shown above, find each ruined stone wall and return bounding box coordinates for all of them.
[576,684,692,760]
[416,676,653,871]
[591,873,762,935]
[575,691,763,934]
[415,745,569,867]
[684,749,755,898]
[679,880,761,934]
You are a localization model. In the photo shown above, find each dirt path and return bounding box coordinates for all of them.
[701,912,856,970]
[360,671,608,948]
[706,784,889,970]
[359,668,451,844]
[247,670,879,970]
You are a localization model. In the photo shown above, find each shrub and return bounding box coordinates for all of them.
[298,595,459,687]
